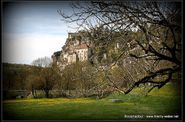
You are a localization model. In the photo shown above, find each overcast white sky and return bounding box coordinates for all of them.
[2,1,78,64]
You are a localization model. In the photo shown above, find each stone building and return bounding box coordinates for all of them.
[52,32,92,70]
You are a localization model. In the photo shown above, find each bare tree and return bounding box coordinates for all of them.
[32,56,52,67]
[58,1,181,94]
[31,57,59,98]
[26,74,39,98]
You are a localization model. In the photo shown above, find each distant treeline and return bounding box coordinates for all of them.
[2,62,113,99]
[3,63,36,99]
[3,63,34,90]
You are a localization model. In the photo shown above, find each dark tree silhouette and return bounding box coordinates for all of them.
[58,1,182,94]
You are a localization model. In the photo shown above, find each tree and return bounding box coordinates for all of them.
[31,57,59,98]
[60,61,97,97]
[32,56,52,67]
[26,73,39,98]
[58,1,182,94]
[3,63,30,90]
[40,67,59,98]
[3,63,33,99]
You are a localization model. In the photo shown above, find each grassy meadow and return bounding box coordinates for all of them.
[3,83,182,120]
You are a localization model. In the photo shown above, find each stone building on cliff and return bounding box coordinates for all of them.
[52,32,93,70]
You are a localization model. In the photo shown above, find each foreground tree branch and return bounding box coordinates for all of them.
[58,1,182,94]
[124,67,180,94]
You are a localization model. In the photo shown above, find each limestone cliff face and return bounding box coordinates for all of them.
[52,32,92,70]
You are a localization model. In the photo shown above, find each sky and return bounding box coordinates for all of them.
[2,1,78,65]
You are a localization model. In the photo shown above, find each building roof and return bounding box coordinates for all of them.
[76,43,88,49]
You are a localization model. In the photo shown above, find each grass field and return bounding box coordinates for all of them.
[3,83,182,120]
